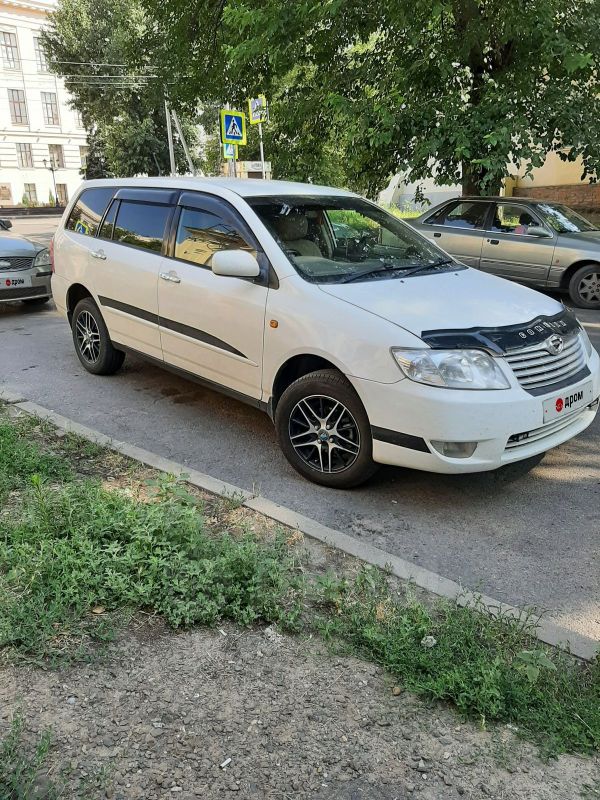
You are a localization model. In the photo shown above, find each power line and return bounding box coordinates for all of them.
[1,57,158,68]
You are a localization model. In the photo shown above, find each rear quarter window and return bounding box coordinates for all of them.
[66,187,115,237]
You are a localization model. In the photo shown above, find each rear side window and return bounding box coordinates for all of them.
[426,201,489,230]
[113,201,171,253]
[66,187,115,236]
[98,200,117,241]
[174,206,256,268]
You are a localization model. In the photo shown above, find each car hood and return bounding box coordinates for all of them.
[0,234,44,256]
[318,267,564,340]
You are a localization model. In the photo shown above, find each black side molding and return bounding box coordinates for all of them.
[371,427,430,453]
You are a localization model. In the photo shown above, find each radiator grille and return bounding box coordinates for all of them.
[0,255,35,272]
[505,334,586,392]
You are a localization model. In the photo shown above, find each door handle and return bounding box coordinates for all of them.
[160,271,181,284]
[91,249,106,260]
[433,232,441,238]
[487,239,500,245]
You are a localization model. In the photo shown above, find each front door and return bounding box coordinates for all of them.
[157,193,268,400]
[479,202,556,285]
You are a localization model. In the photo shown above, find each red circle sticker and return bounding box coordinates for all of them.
[555,398,564,413]
[4,279,9,287]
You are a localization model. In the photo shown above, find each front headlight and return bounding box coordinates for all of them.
[392,348,510,390]
[33,248,50,267]
[580,327,593,358]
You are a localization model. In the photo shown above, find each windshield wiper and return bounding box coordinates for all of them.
[341,258,454,283]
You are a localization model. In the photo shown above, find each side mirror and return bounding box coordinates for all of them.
[211,249,260,278]
[527,225,552,239]
[0,218,12,230]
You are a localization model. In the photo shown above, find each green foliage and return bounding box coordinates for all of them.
[0,714,60,799]
[141,0,600,195]
[312,565,600,755]
[41,0,200,177]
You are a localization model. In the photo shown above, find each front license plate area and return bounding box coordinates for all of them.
[1,273,32,289]
[543,382,594,422]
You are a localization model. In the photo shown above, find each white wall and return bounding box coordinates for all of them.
[0,0,87,207]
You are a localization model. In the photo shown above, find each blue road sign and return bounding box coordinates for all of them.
[220,109,247,146]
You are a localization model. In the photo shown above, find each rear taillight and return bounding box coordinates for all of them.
[49,238,55,273]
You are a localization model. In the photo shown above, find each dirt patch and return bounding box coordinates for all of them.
[2,626,597,800]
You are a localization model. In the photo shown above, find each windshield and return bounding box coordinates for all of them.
[247,195,462,283]
[536,203,597,233]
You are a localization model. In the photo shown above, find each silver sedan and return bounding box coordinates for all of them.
[0,218,52,306]
[409,197,600,309]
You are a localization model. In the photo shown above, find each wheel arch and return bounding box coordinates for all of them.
[559,259,600,291]
[270,354,344,414]
[66,283,94,323]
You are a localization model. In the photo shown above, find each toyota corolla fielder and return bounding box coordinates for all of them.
[51,178,600,488]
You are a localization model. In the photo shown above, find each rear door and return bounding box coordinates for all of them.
[157,192,268,400]
[418,200,490,268]
[479,202,556,285]
[90,188,177,360]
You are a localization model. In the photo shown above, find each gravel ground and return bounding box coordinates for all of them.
[1,621,597,800]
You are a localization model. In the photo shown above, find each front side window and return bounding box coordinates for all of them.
[48,144,64,168]
[537,203,597,233]
[16,142,33,168]
[175,206,256,267]
[426,200,489,230]
[489,203,540,235]
[8,89,28,124]
[113,201,170,253]
[0,30,20,70]
[66,187,115,236]
[248,195,455,284]
[41,91,59,125]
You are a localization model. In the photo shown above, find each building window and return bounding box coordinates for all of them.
[74,109,84,128]
[79,145,89,168]
[48,143,64,168]
[0,30,20,70]
[8,88,28,125]
[56,184,68,205]
[33,37,49,72]
[0,184,13,204]
[23,183,37,204]
[41,91,59,125]
[16,142,33,168]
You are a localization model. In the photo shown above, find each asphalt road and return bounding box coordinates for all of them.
[3,216,599,640]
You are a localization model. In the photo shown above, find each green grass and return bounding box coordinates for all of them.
[0,406,598,758]
[0,713,60,799]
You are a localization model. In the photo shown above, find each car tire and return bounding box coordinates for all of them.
[274,369,379,488]
[568,263,600,309]
[71,297,125,375]
[22,297,50,306]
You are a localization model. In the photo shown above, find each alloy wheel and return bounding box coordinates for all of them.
[578,272,600,304]
[75,310,101,364]
[288,394,361,473]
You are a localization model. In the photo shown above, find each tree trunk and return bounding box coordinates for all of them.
[462,161,502,197]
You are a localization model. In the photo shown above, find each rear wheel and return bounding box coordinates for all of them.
[71,297,125,375]
[275,369,378,488]
[568,263,600,309]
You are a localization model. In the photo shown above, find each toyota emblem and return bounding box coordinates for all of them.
[546,334,564,355]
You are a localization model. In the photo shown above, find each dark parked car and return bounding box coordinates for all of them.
[409,197,600,308]
[0,218,52,306]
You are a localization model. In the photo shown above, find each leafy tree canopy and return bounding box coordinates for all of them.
[142,0,600,196]
[41,0,201,177]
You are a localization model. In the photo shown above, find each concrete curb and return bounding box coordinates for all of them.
[3,390,598,662]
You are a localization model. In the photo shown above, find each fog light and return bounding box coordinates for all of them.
[430,440,478,458]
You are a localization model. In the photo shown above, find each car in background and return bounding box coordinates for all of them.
[0,218,52,307]
[409,197,600,309]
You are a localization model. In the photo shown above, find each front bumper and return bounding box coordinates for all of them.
[351,349,600,474]
[0,268,52,303]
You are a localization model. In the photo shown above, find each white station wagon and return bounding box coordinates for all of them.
[51,178,600,488]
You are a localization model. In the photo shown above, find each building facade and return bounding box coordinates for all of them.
[0,0,87,207]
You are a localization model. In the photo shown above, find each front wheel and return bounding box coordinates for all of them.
[568,264,600,309]
[71,297,125,375]
[274,369,379,488]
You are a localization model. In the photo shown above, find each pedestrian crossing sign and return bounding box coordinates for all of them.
[222,142,238,160]
[220,109,247,145]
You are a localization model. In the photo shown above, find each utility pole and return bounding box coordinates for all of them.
[171,109,197,175]
[164,94,176,176]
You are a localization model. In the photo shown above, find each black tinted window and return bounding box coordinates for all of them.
[98,200,117,241]
[113,201,171,252]
[66,187,114,236]
[427,201,488,230]
[174,206,255,267]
